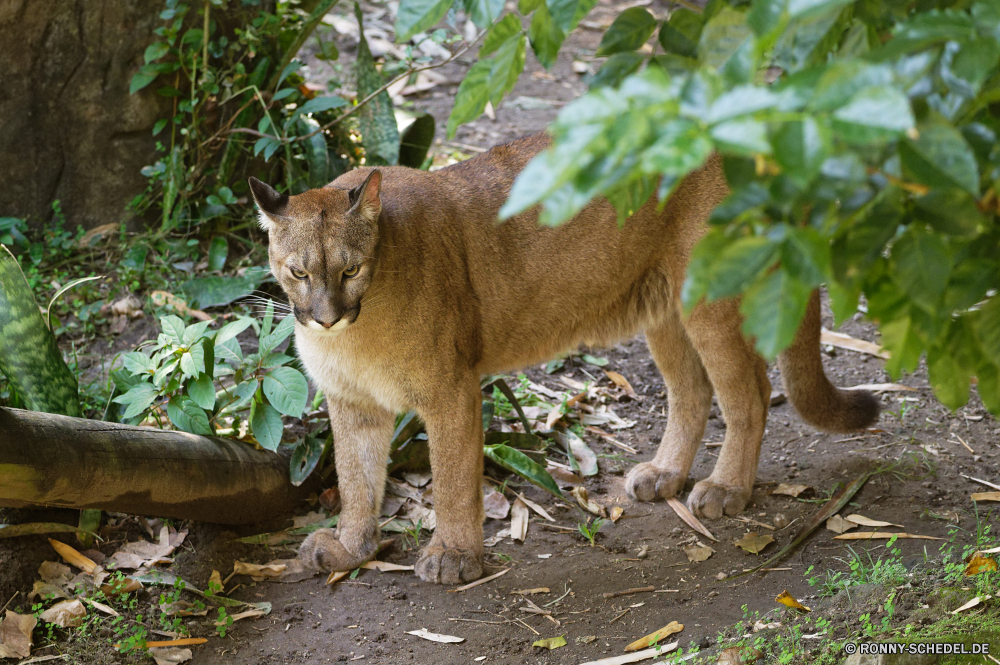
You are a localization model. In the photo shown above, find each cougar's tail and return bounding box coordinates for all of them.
[777,290,881,433]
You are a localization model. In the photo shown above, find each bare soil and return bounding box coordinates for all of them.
[2,0,998,663]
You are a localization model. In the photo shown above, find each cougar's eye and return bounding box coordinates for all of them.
[289,267,308,280]
[343,264,360,278]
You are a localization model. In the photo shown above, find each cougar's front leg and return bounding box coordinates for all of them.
[414,379,485,584]
[299,398,394,572]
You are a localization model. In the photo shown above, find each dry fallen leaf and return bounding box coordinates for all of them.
[833,532,942,541]
[964,552,999,576]
[683,543,713,562]
[610,506,624,523]
[483,528,511,547]
[625,620,683,652]
[38,561,73,587]
[39,599,86,628]
[825,515,857,534]
[972,492,1000,502]
[406,628,464,643]
[952,595,991,614]
[605,371,637,397]
[483,488,511,520]
[666,498,716,541]
[753,620,782,632]
[149,291,211,322]
[515,492,555,521]
[771,483,810,498]
[361,561,414,572]
[233,561,287,580]
[511,498,529,542]
[843,382,916,393]
[735,532,774,554]
[775,590,811,612]
[570,486,606,517]
[533,636,568,650]
[49,539,98,574]
[546,466,583,486]
[325,570,350,586]
[29,581,69,602]
[319,486,341,513]
[845,514,904,529]
[820,329,890,359]
[150,646,193,665]
[718,646,764,664]
[512,588,550,595]
[0,610,36,659]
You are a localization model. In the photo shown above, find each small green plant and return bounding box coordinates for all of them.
[216,606,233,638]
[111,614,148,653]
[400,518,424,550]
[577,517,604,547]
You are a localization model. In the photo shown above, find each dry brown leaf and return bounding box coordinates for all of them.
[38,561,73,587]
[625,620,683,652]
[972,492,1000,502]
[825,515,857,534]
[546,466,583,486]
[219,609,267,625]
[125,638,207,649]
[100,577,142,597]
[718,646,764,664]
[39,599,86,628]
[514,492,555,522]
[325,570,350,586]
[319,486,341,513]
[149,291,212,322]
[406,628,464,643]
[80,596,119,617]
[48,539,98,574]
[0,610,36,659]
[735,532,774,554]
[952,595,991,614]
[775,590,811,612]
[843,383,916,393]
[483,528,511,547]
[78,223,119,248]
[483,488,511,520]
[771,483,810,498]
[233,561,286,580]
[361,561,414,572]
[666,498,716,541]
[570,486,606,517]
[965,552,999,576]
[845,514,904,529]
[833,532,942,541]
[150,646,193,665]
[511,498,529,542]
[512,588,550,595]
[820,329,890,359]
[610,506,624,523]
[605,370,636,397]
[29,581,69,602]
[683,543,713,562]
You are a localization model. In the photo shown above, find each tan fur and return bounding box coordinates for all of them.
[248,133,879,584]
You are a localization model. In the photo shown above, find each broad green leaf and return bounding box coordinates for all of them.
[520,0,543,13]
[481,13,522,57]
[710,117,772,155]
[129,71,158,94]
[782,226,831,286]
[589,52,645,88]
[395,0,454,42]
[484,444,564,499]
[113,382,159,420]
[706,236,780,300]
[397,110,436,169]
[529,4,565,69]
[913,188,987,237]
[298,116,332,189]
[251,401,285,451]
[881,315,925,377]
[682,231,731,311]
[740,267,812,359]
[891,228,952,311]
[160,316,186,345]
[719,35,759,85]
[548,0,598,33]
[771,117,831,187]
[747,0,787,36]
[356,5,401,165]
[596,7,657,56]
[900,123,979,195]
[290,435,326,486]
[215,317,253,345]
[975,297,1000,369]
[144,42,170,63]
[463,0,505,28]
[207,236,228,272]
[698,6,753,69]
[787,0,852,20]
[640,119,713,176]
[182,320,211,345]
[831,86,914,145]
[976,361,1000,415]
[874,9,975,60]
[188,373,217,410]
[705,85,778,124]
[294,95,348,118]
[262,366,309,417]
[180,344,206,379]
[808,61,894,113]
[180,272,266,309]
[447,59,492,138]
[167,396,213,435]
[123,352,156,376]
[659,8,704,57]
[927,343,971,409]
[489,34,527,106]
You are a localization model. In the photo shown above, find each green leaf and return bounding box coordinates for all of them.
[528,4,565,69]
[297,116,332,189]
[831,86,914,145]
[705,85,778,124]
[782,226,830,286]
[159,315,186,345]
[394,0,454,42]
[927,343,970,410]
[596,7,657,56]
[682,231,731,311]
[710,117,772,155]
[463,0,505,28]
[188,373,217,410]
[913,188,987,238]
[900,123,980,195]
[740,267,813,359]
[167,396,213,435]
[698,5,753,69]
[180,270,267,309]
[881,315,925,377]
[215,317,253,346]
[357,4,401,165]
[447,59,492,138]
[787,0,852,20]
[588,52,645,88]
[747,0,787,36]
[548,0,598,33]
[658,8,704,57]
[144,42,170,63]
[251,401,285,451]
[489,34,527,106]
[290,435,326,486]
[294,95,348,118]
[481,13,523,57]
[129,71,158,95]
[113,382,159,420]
[975,297,1000,369]
[891,228,952,311]
[640,118,713,176]
[180,344,206,379]
[484,444,564,499]
[520,0,543,13]
[706,236,779,300]
[262,366,309,417]
[397,110,436,169]
[207,236,228,272]
[771,117,831,187]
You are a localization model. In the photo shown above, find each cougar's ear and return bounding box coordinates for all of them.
[248,177,289,233]
[347,169,382,224]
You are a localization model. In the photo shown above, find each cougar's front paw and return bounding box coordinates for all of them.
[298,528,374,572]
[687,480,751,519]
[415,545,483,585]
[625,463,685,502]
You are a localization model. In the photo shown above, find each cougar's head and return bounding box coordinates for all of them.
[248,170,382,335]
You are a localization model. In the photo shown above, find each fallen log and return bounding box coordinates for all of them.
[0,407,316,524]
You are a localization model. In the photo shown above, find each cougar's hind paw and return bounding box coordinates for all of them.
[414,546,483,585]
[625,463,685,502]
[298,528,371,572]
[687,480,752,520]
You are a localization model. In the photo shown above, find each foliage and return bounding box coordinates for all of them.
[112,303,312,466]
[413,0,1000,415]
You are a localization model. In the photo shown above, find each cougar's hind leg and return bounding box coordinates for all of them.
[682,298,771,519]
[625,308,713,502]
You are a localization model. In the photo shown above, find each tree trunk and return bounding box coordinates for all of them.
[0,407,316,525]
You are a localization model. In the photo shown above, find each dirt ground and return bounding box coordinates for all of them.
[1,0,998,663]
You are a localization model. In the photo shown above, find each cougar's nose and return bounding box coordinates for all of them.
[315,317,338,328]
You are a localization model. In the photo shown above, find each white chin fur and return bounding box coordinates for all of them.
[305,318,351,334]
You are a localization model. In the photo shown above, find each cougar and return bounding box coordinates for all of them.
[248,133,879,584]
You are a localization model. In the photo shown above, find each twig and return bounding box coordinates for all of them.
[514,618,539,635]
[608,608,631,624]
[543,586,572,608]
[448,617,506,625]
[602,586,655,600]
[447,568,510,593]
[962,474,1000,491]
[953,435,974,454]
[654,589,679,593]
[0,591,18,614]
